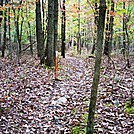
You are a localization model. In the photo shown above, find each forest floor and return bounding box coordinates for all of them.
[0,52,134,134]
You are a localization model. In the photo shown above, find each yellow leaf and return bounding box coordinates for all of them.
[8,13,14,17]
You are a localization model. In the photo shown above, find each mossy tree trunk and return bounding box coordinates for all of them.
[86,0,106,134]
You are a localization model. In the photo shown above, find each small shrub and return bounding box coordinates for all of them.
[124,100,134,114]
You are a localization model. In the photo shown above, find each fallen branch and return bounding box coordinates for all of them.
[21,41,36,52]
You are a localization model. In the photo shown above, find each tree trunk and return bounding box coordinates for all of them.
[104,0,115,58]
[45,0,55,66]
[2,5,7,57]
[124,2,131,68]
[122,2,126,59]
[7,0,12,58]
[12,0,23,54]
[0,0,3,51]
[125,25,130,68]
[42,0,45,32]
[26,3,33,55]
[104,9,110,56]
[54,0,58,60]
[109,0,115,53]
[77,0,81,54]
[86,0,106,133]
[91,3,98,54]
[61,0,66,58]
[36,0,45,64]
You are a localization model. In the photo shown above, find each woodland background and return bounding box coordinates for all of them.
[0,0,134,134]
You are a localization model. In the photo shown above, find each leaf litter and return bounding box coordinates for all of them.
[0,54,134,134]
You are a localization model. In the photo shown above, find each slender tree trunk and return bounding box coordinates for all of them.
[45,0,55,66]
[26,3,33,55]
[0,0,3,50]
[77,0,81,54]
[124,2,131,68]
[54,0,58,60]
[2,2,7,57]
[8,1,12,58]
[109,0,115,53]
[61,0,66,58]
[42,0,45,32]
[91,3,98,54]
[12,0,23,56]
[86,0,106,133]
[122,2,126,59]
[36,0,45,64]
[104,9,110,56]
[104,0,115,58]
[28,22,33,55]
[125,25,130,68]
[20,8,24,47]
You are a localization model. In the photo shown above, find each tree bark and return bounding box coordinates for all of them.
[45,0,55,66]
[122,2,126,58]
[77,0,81,54]
[7,0,12,58]
[54,0,58,60]
[86,0,106,133]
[104,9,110,56]
[0,0,3,51]
[91,3,98,54]
[104,0,115,57]
[36,0,45,64]
[2,5,7,57]
[109,0,114,53]
[61,0,66,58]
[124,2,131,68]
